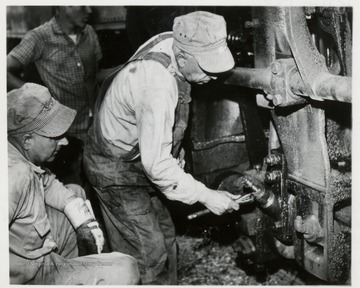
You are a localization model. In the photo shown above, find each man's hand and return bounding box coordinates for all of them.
[198,188,240,215]
[64,198,104,255]
[176,147,186,169]
[76,220,104,256]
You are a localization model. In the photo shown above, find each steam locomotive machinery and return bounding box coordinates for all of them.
[6,5,352,284]
[189,7,351,284]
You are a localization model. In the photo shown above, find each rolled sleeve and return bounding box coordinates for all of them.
[8,169,31,224]
[90,26,103,62]
[9,30,43,65]
[42,171,78,211]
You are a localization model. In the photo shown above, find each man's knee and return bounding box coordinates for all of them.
[65,184,86,199]
[105,252,140,285]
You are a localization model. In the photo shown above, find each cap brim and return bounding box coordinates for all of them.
[36,102,77,138]
[196,46,235,74]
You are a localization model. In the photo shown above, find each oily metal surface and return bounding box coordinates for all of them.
[177,234,322,285]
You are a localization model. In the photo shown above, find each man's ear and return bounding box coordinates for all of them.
[22,133,33,151]
[176,53,187,68]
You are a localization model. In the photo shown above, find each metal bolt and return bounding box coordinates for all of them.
[244,19,260,29]
[272,221,282,230]
[338,7,346,14]
[254,164,262,172]
[265,170,282,183]
[264,154,282,166]
[242,178,262,194]
[337,161,346,167]
[242,178,253,188]
[271,62,282,75]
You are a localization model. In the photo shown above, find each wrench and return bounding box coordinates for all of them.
[187,193,255,220]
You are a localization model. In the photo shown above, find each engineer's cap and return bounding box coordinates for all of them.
[7,83,76,137]
[173,11,235,73]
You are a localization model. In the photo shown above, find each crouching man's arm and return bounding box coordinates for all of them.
[43,171,104,255]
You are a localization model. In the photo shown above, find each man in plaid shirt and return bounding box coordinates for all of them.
[7,6,102,186]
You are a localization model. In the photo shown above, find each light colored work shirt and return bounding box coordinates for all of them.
[8,142,77,282]
[100,37,208,205]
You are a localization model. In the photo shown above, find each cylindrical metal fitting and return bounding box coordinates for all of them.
[242,178,263,195]
[264,154,282,166]
[244,19,260,29]
[265,170,282,183]
[243,178,281,220]
[254,164,262,172]
[271,62,282,75]
[223,67,351,104]
[289,71,351,103]
[255,189,281,220]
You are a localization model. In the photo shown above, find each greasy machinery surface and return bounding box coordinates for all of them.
[188,6,351,284]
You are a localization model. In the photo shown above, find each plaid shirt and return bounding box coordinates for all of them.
[9,17,102,135]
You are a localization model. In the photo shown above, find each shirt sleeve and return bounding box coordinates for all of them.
[135,76,208,205]
[8,29,43,65]
[88,25,102,62]
[8,167,32,224]
[42,170,78,211]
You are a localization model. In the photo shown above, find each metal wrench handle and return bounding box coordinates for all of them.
[187,193,254,220]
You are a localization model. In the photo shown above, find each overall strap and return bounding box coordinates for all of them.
[132,32,173,59]
[142,52,172,68]
[115,52,172,162]
[95,32,173,111]
[91,43,174,162]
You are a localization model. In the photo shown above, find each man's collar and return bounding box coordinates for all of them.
[153,37,186,81]
[8,141,45,174]
[51,17,65,35]
[51,17,85,36]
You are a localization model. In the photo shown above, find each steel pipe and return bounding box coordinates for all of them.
[224,67,352,103]
[289,72,352,103]
[224,67,271,92]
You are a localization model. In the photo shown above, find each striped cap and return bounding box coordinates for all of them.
[173,11,235,73]
[7,83,76,137]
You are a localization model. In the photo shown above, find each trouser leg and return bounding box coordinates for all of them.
[95,186,174,284]
[45,184,86,258]
[45,201,78,259]
[35,251,139,285]
[151,196,178,284]
[34,185,139,285]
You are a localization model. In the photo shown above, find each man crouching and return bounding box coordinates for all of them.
[7,83,140,285]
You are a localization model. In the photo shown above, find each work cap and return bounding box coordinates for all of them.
[7,83,76,137]
[173,11,235,73]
